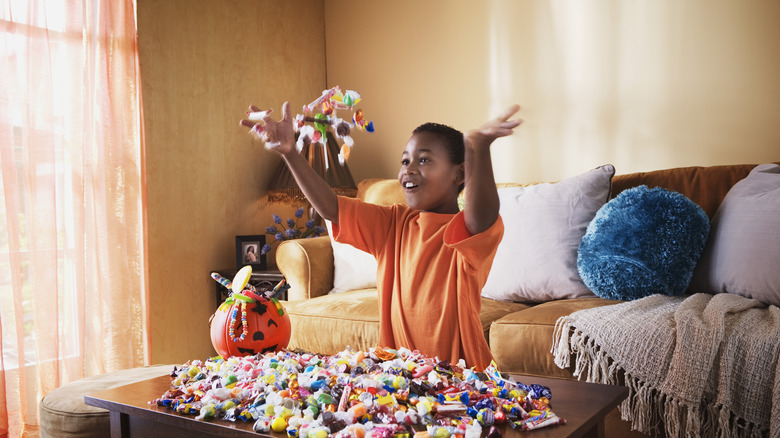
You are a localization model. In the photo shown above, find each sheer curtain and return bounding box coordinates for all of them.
[0,0,148,435]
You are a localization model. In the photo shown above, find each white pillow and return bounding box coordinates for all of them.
[690,163,780,306]
[325,220,378,294]
[481,164,615,303]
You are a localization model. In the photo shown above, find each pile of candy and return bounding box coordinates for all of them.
[151,347,565,437]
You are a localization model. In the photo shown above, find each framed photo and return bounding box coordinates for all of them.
[235,235,266,270]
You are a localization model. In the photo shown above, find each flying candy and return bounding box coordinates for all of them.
[297,86,374,164]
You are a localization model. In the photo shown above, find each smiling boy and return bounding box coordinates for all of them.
[242,103,521,369]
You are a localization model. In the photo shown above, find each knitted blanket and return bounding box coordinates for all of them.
[552,293,780,438]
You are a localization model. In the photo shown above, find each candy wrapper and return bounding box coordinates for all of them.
[150,348,565,437]
[248,86,374,166]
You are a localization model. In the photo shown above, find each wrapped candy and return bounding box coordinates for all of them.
[254,417,271,433]
[352,109,374,132]
[151,348,563,437]
[250,86,374,165]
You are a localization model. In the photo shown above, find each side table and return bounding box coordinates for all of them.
[211,268,286,307]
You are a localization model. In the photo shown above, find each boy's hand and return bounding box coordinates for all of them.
[464,104,522,151]
[461,104,522,234]
[240,101,295,155]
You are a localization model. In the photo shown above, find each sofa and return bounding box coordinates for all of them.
[276,162,779,437]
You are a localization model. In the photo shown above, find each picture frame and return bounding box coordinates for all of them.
[235,235,266,271]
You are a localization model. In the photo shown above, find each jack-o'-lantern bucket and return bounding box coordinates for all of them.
[209,267,291,357]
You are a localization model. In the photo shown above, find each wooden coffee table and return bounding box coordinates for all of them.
[84,373,627,438]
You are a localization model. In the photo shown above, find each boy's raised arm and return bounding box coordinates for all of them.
[462,105,522,235]
[240,101,340,223]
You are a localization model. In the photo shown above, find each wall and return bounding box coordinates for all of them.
[138,0,326,364]
[325,0,780,183]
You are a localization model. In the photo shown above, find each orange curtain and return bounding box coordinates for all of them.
[0,0,149,435]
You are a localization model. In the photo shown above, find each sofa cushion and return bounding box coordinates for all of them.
[325,220,378,294]
[284,290,529,355]
[481,164,614,303]
[479,298,531,344]
[578,186,710,301]
[690,164,780,306]
[285,289,381,355]
[489,298,620,378]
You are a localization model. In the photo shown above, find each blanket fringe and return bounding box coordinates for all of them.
[551,316,573,368]
[621,371,665,436]
[552,317,771,438]
[552,316,613,384]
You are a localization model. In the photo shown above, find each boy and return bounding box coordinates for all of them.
[242,102,521,369]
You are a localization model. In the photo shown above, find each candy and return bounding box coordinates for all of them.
[151,348,564,437]
[352,109,374,132]
[476,408,495,426]
[303,86,341,114]
[271,415,288,432]
[309,426,328,438]
[250,87,373,167]
[529,384,552,400]
[253,417,271,432]
[270,279,291,300]
[271,297,285,316]
[210,272,232,289]
[228,300,248,342]
[196,404,215,420]
[231,265,253,295]
[412,364,433,378]
[485,425,502,438]
[517,413,566,430]
[246,109,271,121]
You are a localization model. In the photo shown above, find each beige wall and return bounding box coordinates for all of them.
[138,0,326,364]
[325,0,780,183]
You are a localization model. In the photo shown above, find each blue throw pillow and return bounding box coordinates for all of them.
[577,185,710,301]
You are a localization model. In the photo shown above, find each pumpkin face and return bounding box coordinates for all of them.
[210,297,291,358]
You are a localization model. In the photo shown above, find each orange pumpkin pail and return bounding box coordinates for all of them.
[209,267,291,358]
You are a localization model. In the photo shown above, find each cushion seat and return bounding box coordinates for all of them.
[39,364,173,438]
[284,290,529,355]
[489,297,620,378]
[285,289,381,355]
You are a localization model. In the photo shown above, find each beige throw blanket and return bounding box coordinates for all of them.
[552,293,780,438]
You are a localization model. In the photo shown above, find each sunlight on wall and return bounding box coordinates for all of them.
[488,1,669,181]
[487,0,523,184]
[477,0,780,182]
[326,0,779,183]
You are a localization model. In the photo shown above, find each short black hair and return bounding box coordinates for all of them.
[412,122,465,192]
[412,122,465,165]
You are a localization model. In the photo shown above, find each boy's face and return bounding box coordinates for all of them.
[398,132,464,214]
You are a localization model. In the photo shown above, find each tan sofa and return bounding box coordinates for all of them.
[276,163,767,437]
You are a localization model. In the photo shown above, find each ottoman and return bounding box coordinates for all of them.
[39,364,174,438]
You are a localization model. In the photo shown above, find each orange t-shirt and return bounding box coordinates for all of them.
[332,196,504,370]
